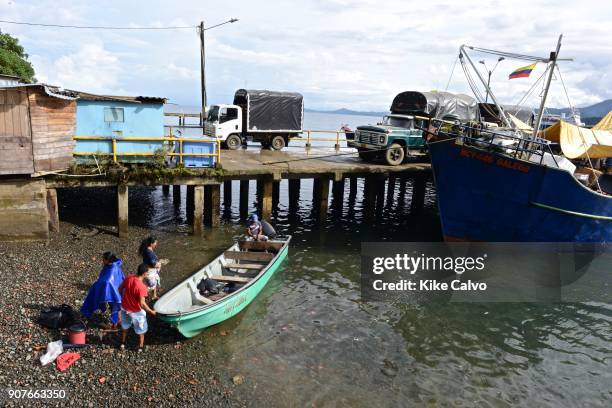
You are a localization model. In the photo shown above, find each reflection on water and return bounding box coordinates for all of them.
[57,178,611,407]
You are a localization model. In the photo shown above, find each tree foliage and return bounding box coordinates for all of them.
[0,31,36,83]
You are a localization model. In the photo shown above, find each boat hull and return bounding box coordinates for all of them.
[428,140,612,242]
[157,243,288,338]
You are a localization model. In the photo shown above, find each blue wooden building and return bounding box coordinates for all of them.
[72,92,167,162]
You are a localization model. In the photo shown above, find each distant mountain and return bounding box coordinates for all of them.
[540,99,612,118]
[305,108,386,117]
[310,99,612,120]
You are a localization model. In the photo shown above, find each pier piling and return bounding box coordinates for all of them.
[162,185,170,195]
[117,185,128,238]
[204,185,220,227]
[332,179,345,211]
[193,186,204,236]
[272,181,280,210]
[172,185,181,207]
[260,176,273,220]
[240,180,249,218]
[186,185,195,224]
[363,176,376,221]
[288,179,300,211]
[46,188,59,233]
[313,177,330,223]
[411,175,427,213]
[223,181,232,207]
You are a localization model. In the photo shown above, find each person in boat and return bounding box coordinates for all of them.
[138,236,161,300]
[80,251,125,329]
[118,263,157,351]
[246,214,268,241]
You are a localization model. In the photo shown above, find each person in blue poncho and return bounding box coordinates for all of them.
[80,251,125,328]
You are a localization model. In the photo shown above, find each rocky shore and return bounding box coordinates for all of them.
[0,223,243,407]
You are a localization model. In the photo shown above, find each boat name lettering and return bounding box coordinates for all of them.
[460,148,530,173]
[224,294,248,315]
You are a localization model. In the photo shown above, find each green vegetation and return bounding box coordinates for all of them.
[0,31,36,83]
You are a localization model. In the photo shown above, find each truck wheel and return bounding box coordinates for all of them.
[226,134,242,150]
[385,144,405,166]
[271,135,286,150]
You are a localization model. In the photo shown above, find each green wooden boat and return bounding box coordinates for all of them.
[154,236,290,338]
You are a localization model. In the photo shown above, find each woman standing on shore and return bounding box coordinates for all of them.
[80,251,125,328]
[138,236,161,300]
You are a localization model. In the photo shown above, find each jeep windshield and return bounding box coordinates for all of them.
[382,116,413,128]
[206,106,220,122]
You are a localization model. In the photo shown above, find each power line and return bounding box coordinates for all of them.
[0,19,196,30]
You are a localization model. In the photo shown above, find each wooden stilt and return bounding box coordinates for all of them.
[332,179,345,211]
[162,185,170,195]
[223,181,232,207]
[260,176,273,220]
[117,185,128,238]
[186,185,195,223]
[204,185,220,227]
[193,186,204,236]
[313,177,330,222]
[240,180,249,219]
[411,174,427,213]
[288,179,300,211]
[363,176,376,221]
[46,188,59,232]
[272,181,280,209]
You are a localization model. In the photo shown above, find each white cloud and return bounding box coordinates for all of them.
[3,0,611,110]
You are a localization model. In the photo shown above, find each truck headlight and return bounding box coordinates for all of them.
[379,135,386,144]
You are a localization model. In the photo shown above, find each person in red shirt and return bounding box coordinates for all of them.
[118,263,156,350]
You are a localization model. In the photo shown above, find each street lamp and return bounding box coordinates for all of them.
[479,56,504,103]
[198,18,239,127]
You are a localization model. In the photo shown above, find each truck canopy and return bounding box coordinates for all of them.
[478,103,534,126]
[390,91,478,122]
[233,89,303,132]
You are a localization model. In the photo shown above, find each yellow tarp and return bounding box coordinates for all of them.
[508,113,533,132]
[593,111,612,130]
[540,120,612,159]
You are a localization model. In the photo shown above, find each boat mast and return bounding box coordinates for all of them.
[532,35,563,138]
[460,45,513,129]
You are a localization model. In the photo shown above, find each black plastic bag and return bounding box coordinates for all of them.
[38,304,79,329]
[197,278,222,296]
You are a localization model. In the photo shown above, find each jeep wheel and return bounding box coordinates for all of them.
[271,135,286,150]
[226,134,242,150]
[385,143,405,166]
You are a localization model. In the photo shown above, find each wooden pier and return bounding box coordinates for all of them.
[43,150,431,237]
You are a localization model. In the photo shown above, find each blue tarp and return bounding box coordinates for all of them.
[80,260,125,324]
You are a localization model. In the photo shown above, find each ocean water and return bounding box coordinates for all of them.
[57,110,612,407]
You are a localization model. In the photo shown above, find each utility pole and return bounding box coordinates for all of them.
[199,21,206,128]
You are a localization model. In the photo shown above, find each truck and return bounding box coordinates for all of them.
[349,91,478,165]
[204,89,304,150]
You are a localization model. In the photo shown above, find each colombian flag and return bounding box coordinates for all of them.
[509,63,536,79]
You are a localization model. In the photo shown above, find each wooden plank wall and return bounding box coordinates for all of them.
[28,88,76,173]
[0,88,34,175]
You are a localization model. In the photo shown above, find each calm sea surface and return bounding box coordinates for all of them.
[58,110,611,407]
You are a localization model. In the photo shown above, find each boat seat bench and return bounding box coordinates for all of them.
[187,279,213,305]
[224,263,264,270]
[211,275,252,284]
[224,251,274,262]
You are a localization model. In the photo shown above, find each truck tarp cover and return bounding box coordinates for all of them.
[234,89,303,132]
[391,91,478,121]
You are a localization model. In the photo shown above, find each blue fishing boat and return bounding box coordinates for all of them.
[427,36,612,242]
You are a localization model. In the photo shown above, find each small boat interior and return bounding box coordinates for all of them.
[154,239,285,315]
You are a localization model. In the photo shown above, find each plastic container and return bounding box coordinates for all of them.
[67,320,87,345]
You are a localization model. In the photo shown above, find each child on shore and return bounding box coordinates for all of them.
[138,236,161,300]
[118,263,156,351]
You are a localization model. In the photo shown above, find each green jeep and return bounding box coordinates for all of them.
[349,114,428,166]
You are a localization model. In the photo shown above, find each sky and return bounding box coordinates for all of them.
[1,0,610,111]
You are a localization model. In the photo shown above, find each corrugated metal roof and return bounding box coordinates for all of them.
[0,83,78,100]
[74,92,167,104]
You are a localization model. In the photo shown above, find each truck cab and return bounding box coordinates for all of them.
[350,114,427,165]
[204,104,244,150]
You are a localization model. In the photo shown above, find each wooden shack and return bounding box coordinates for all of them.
[0,84,77,176]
